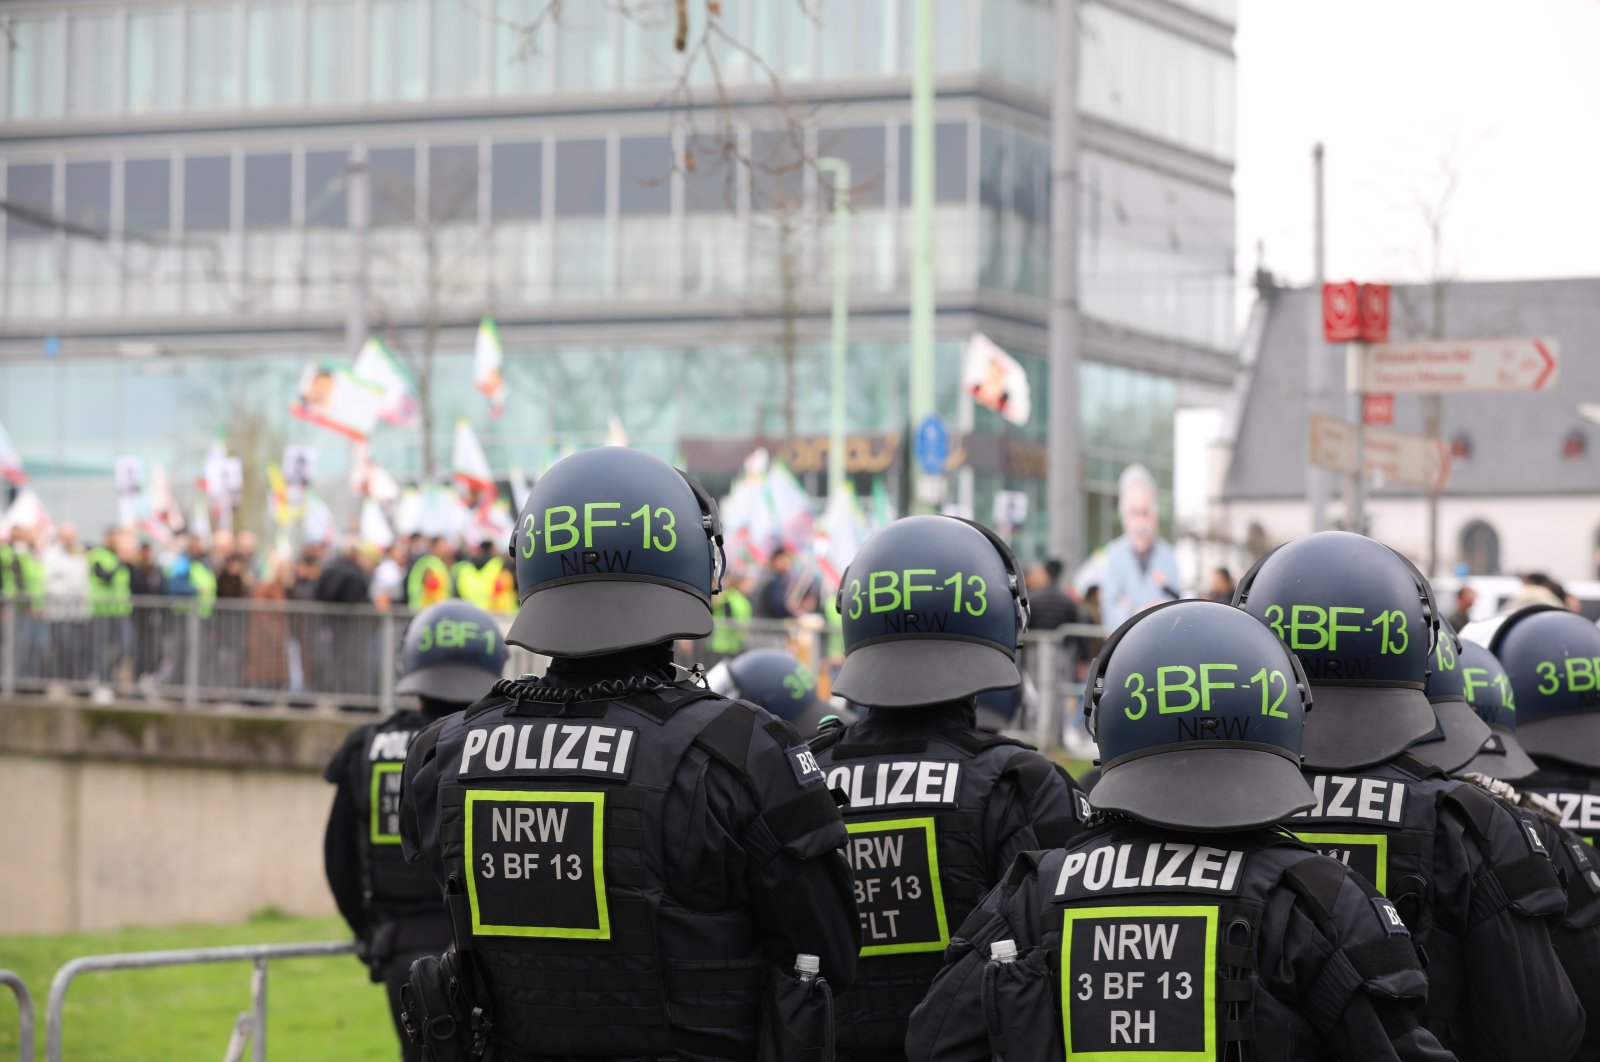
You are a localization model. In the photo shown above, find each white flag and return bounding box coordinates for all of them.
[353,338,420,428]
[474,318,507,418]
[961,332,1032,426]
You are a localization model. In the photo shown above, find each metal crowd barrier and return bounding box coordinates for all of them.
[0,970,33,1062]
[44,940,357,1062]
[0,594,1104,749]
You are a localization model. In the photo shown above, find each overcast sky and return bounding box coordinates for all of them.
[1234,0,1600,293]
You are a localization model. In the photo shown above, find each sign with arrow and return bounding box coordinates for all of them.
[1309,413,1450,492]
[1348,337,1560,394]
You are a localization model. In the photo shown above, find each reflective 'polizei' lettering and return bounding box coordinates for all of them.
[1054,842,1245,896]
[460,723,636,778]
[825,761,962,809]
[1293,775,1407,824]
[368,729,415,761]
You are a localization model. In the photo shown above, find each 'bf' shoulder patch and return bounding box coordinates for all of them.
[1372,897,1410,937]
[789,746,825,786]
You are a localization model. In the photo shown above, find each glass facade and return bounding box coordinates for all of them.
[1080,3,1236,161]
[0,0,1234,558]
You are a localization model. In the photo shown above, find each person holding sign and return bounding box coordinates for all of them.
[813,515,1088,1062]
[398,447,858,1062]
[908,599,1453,1062]
[322,600,507,1062]
[1237,532,1582,1062]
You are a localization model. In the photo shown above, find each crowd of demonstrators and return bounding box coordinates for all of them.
[0,520,521,705]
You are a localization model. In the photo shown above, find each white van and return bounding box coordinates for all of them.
[1432,575,1600,624]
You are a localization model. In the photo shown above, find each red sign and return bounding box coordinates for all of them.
[1363,393,1394,425]
[1359,283,1390,343]
[1323,282,1359,342]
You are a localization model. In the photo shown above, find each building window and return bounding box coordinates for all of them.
[247,3,299,108]
[818,0,892,79]
[305,149,353,311]
[244,153,296,312]
[9,16,63,119]
[1564,430,1587,460]
[188,6,241,110]
[490,141,544,303]
[69,13,119,115]
[618,136,675,298]
[183,154,234,314]
[308,0,361,103]
[370,0,424,100]
[1450,433,1472,461]
[683,135,741,296]
[124,157,178,314]
[554,5,615,92]
[493,0,548,95]
[432,0,488,97]
[127,9,180,114]
[369,147,418,226]
[1079,3,1235,161]
[1459,520,1500,577]
[553,139,609,297]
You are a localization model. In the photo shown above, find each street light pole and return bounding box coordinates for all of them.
[909,0,936,513]
[817,158,852,502]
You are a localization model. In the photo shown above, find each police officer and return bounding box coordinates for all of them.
[1235,531,1582,1062]
[907,599,1453,1062]
[324,600,507,1062]
[398,447,858,1060]
[810,515,1088,1061]
[1461,606,1600,1061]
[705,647,850,734]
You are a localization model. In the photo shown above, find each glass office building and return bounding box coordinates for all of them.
[0,0,1236,556]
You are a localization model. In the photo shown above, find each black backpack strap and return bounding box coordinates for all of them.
[1441,784,1561,924]
[1393,752,1447,779]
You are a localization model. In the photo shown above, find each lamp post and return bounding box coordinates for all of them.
[817,157,852,502]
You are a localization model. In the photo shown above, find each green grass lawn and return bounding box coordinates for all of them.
[0,911,398,1061]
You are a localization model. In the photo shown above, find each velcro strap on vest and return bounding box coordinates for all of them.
[1344,934,1422,979]
[1301,950,1365,1037]
[1216,979,1254,1003]
[944,729,1028,755]
[1442,782,1500,840]
[764,786,842,845]
[1469,855,1559,925]
[764,717,803,747]
[1281,852,1347,924]
[694,704,756,780]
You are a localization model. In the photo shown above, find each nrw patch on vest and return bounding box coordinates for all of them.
[844,817,948,956]
[1291,830,1389,893]
[464,790,609,939]
[1061,904,1217,1060]
[370,762,404,845]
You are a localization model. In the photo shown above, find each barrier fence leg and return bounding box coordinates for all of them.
[251,957,267,1062]
[379,612,397,714]
[1,598,15,699]
[1035,639,1060,756]
[184,608,201,708]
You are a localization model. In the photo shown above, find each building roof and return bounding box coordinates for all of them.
[1224,277,1600,500]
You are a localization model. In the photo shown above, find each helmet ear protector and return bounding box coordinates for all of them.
[1233,539,1440,660]
[1081,598,1314,741]
[504,464,726,596]
[676,468,727,596]
[832,517,1030,644]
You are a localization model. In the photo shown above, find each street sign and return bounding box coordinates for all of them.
[915,414,950,475]
[1362,393,1394,426]
[1359,283,1390,343]
[1322,282,1360,342]
[1309,413,1450,491]
[1348,337,1560,394]
[991,489,1029,529]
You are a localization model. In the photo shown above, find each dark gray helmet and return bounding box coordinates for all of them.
[507,447,724,656]
[1469,605,1600,770]
[397,600,508,702]
[1235,531,1439,771]
[974,678,1038,732]
[1411,621,1493,773]
[1457,639,1538,780]
[706,649,832,733]
[831,515,1028,708]
[1086,599,1315,832]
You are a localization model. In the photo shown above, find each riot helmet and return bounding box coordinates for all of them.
[1234,531,1439,771]
[1456,639,1538,780]
[706,649,833,733]
[1469,605,1600,770]
[1085,599,1316,831]
[397,600,509,702]
[1411,620,1493,773]
[831,515,1028,708]
[507,447,724,656]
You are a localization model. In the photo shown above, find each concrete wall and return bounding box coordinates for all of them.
[0,700,360,935]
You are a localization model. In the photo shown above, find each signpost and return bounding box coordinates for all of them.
[1309,414,1450,492]
[1348,337,1561,394]
[915,414,950,476]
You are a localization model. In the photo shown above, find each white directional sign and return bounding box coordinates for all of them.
[1347,337,1559,394]
[1309,414,1450,492]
